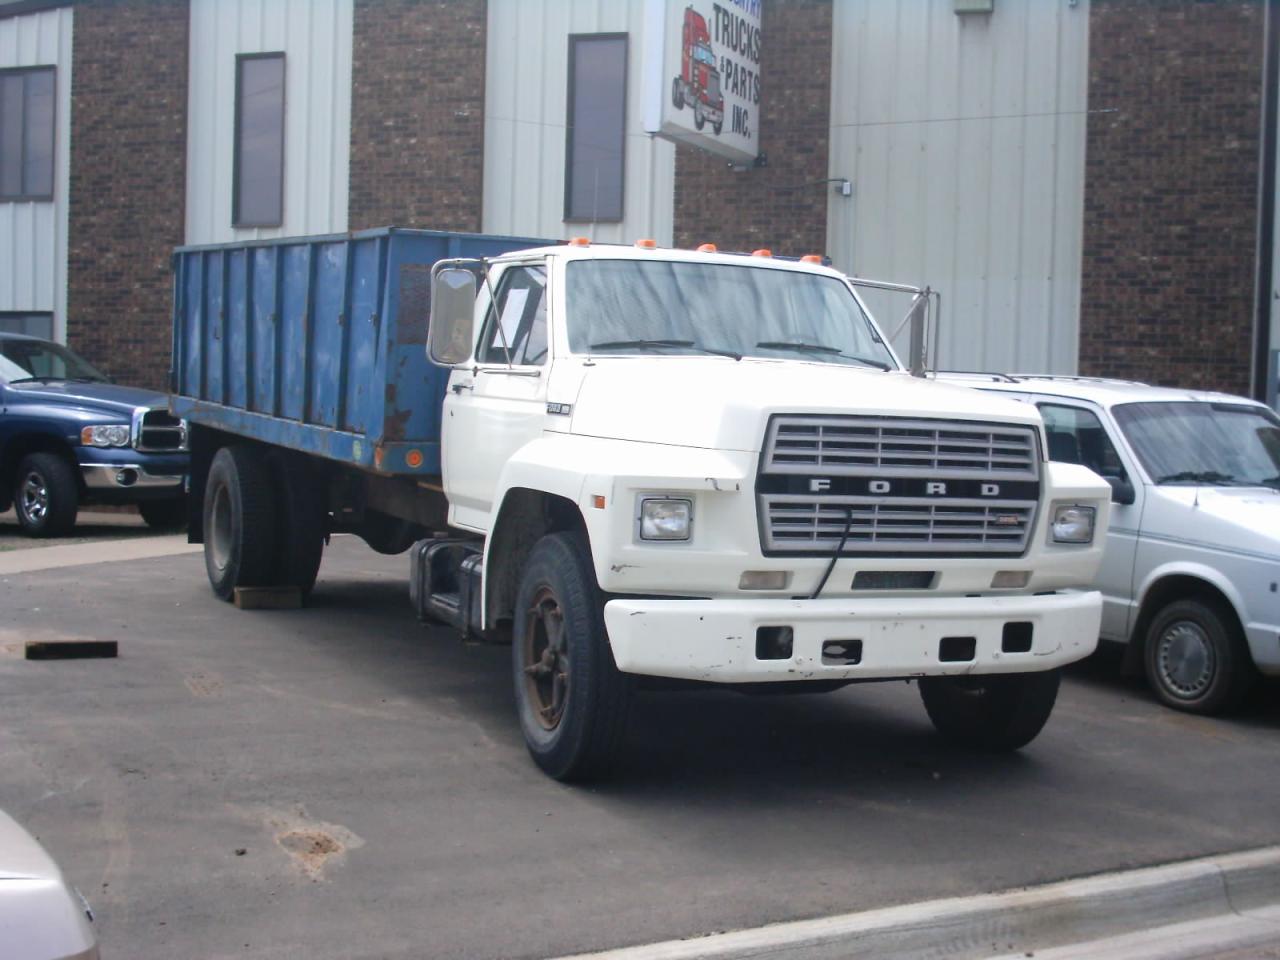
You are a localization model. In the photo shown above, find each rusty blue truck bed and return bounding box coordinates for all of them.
[169,228,546,477]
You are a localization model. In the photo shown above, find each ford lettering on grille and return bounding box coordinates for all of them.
[758,415,1041,557]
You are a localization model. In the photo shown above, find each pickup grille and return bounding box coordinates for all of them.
[757,416,1040,557]
[135,409,187,452]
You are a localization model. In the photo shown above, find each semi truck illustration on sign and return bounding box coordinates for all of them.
[671,5,724,134]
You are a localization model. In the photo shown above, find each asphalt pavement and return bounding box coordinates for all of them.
[0,535,1277,960]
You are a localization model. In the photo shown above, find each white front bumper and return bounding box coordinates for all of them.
[603,590,1101,682]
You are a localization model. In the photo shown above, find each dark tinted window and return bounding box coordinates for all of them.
[233,54,285,227]
[0,67,56,200]
[478,265,549,366]
[1038,403,1127,480]
[565,35,626,222]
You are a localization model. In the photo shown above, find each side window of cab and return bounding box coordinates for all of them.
[1038,402,1127,481]
[477,264,548,366]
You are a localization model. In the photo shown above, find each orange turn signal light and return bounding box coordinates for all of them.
[697,243,718,253]
[569,236,590,246]
[406,449,424,468]
[751,248,772,258]
[635,238,657,249]
[592,495,606,509]
[801,254,823,264]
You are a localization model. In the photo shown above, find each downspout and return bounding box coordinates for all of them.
[1253,0,1279,403]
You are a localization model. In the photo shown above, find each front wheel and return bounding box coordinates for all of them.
[14,452,79,538]
[512,531,632,781]
[693,102,706,130]
[918,670,1060,751]
[1143,599,1254,714]
[671,76,685,109]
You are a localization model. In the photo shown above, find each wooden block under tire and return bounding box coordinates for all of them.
[25,640,118,660]
[233,586,302,610]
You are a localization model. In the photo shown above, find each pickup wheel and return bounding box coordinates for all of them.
[918,669,1060,751]
[1143,598,1254,715]
[513,531,632,781]
[14,453,79,538]
[266,451,325,597]
[138,498,187,530]
[202,445,278,601]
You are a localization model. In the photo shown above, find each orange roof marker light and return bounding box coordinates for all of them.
[751,249,773,258]
[569,236,591,246]
[800,254,823,264]
[635,238,657,249]
[697,243,718,253]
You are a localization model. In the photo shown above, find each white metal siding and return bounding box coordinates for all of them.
[827,0,1089,375]
[0,6,72,341]
[185,0,352,244]
[484,0,674,245]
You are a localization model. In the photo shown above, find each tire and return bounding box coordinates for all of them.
[13,452,79,538]
[918,670,1060,751]
[266,450,325,597]
[202,445,277,601]
[138,498,188,530]
[694,102,706,130]
[1143,598,1255,715]
[671,76,685,109]
[713,119,723,135]
[512,531,632,781]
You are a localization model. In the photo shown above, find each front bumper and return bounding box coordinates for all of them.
[603,590,1101,682]
[81,463,185,492]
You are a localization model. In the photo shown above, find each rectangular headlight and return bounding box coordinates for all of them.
[639,498,692,541]
[1052,504,1096,544]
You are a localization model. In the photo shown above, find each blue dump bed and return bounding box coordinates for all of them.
[170,228,546,477]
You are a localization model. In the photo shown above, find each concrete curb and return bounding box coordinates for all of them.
[0,535,199,576]
[554,846,1280,960]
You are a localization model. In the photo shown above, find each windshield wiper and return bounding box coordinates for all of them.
[1156,470,1244,486]
[590,339,742,361]
[754,341,890,370]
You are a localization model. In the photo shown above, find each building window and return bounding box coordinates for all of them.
[233,53,285,228]
[0,67,55,201]
[0,312,54,340]
[564,34,626,223]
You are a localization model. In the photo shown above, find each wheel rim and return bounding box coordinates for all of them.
[1156,620,1215,699]
[521,586,570,731]
[20,471,49,522]
[209,483,233,573]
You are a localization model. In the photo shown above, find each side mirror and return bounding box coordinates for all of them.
[428,266,478,366]
[905,292,929,378]
[1105,475,1136,506]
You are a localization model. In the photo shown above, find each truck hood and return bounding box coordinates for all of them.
[1147,486,1280,558]
[6,380,168,418]
[565,357,1043,451]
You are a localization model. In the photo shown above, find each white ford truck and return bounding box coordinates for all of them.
[176,231,1110,781]
[422,241,1109,779]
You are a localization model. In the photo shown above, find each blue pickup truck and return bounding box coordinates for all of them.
[0,332,189,537]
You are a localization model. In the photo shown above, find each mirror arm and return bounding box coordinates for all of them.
[480,258,515,370]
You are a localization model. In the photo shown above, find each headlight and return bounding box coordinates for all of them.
[639,498,692,541]
[80,424,132,448]
[1052,504,1096,544]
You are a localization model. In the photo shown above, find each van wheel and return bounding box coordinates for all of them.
[266,451,325,597]
[918,670,1060,751]
[202,446,277,601]
[1143,599,1254,715]
[139,498,187,530]
[513,531,632,781]
[14,453,79,538]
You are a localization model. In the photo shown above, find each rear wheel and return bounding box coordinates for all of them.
[202,445,277,601]
[266,450,325,596]
[139,498,187,530]
[918,670,1060,751]
[671,76,685,109]
[512,531,632,781]
[13,452,78,538]
[1143,599,1254,714]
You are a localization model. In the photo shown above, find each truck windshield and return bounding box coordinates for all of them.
[565,259,896,370]
[694,44,716,66]
[1112,401,1280,489]
[0,338,109,384]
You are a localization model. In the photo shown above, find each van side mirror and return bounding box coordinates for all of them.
[428,266,478,366]
[1105,475,1136,506]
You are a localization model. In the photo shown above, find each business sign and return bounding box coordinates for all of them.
[642,0,762,165]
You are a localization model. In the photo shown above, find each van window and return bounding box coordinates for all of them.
[1038,403,1127,480]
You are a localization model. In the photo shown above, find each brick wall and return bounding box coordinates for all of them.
[348,0,486,232]
[67,0,188,392]
[1080,0,1263,394]
[672,0,833,257]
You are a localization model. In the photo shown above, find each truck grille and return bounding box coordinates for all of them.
[757,416,1040,557]
[763,416,1038,480]
[135,409,187,452]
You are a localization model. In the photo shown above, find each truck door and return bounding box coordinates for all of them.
[442,262,550,531]
[1037,400,1144,641]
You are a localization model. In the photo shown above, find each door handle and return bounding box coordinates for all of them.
[451,382,474,394]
